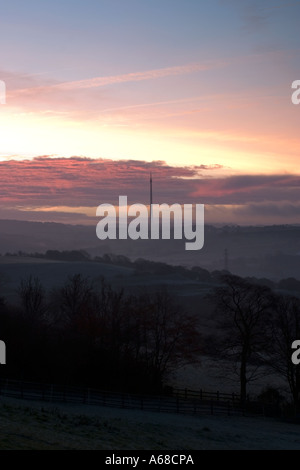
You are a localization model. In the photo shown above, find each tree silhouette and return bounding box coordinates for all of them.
[57,273,96,326]
[267,293,300,407]
[17,275,46,324]
[212,274,272,404]
[132,289,201,390]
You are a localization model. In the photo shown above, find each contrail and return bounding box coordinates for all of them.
[55,62,217,91]
[10,60,228,96]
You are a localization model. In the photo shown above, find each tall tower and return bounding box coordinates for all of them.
[150,172,153,224]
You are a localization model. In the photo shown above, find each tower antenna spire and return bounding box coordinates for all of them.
[150,172,153,224]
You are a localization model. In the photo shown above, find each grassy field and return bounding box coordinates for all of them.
[1,396,300,450]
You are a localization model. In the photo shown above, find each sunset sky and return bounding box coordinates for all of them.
[0,0,300,225]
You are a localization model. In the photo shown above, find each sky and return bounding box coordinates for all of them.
[0,0,300,226]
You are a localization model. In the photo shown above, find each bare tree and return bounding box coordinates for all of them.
[94,278,127,362]
[267,293,300,406]
[17,275,46,323]
[212,274,272,403]
[135,289,201,390]
[58,273,95,325]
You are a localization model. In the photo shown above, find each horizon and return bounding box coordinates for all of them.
[1,216,300,229]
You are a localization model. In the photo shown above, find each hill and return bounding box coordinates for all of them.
[1,220,300,280]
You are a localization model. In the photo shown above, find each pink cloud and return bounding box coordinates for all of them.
[0,157,299,212]
[0,156,213,207]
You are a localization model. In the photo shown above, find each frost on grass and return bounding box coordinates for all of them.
[1,397,300,450]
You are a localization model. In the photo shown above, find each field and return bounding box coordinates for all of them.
[1,396,300,450]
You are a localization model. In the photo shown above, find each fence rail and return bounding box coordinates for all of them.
[173,387,241,402]
[0,378,271,418]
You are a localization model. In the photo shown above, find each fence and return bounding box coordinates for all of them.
[0,378,270,418]
[173,387,241,403]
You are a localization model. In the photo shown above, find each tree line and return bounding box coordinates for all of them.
[0,274,200,394]
[1,271,300,408]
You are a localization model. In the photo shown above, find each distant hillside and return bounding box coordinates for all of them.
[0,219,300,280]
